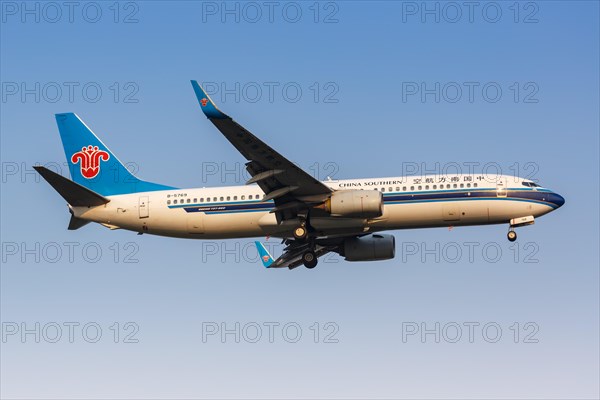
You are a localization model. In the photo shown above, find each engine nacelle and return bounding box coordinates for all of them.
[343,234,395,262]
[324,190,383,218]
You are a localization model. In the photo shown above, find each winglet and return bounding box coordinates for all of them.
[255,241,274,268]
[190,80,228,119]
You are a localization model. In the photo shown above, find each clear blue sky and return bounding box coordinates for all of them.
[1,1,598,398]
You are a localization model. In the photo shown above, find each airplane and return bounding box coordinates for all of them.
[34,80,565,269]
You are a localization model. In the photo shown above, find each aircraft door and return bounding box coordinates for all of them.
[496,178,507,197]
[139,196,149,218]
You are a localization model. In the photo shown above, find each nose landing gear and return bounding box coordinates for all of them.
[507,229,517,242]
[506,216,535,242]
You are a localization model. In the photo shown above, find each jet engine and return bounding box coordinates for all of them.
[342,234,395,261]
[321,190,383,218]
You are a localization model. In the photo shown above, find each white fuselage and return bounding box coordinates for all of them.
[71,174,561,239]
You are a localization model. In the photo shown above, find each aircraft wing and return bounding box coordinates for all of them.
[255,240,334,269]
[191,81,333,222]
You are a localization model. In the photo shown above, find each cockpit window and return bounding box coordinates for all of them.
[522,181,541,187]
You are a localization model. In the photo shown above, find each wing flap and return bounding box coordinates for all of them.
[245,169,285,185]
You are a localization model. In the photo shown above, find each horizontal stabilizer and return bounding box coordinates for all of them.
[34,166,110,207]
[68,215,91,230]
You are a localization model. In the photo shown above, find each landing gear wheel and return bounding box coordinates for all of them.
[294,225,308,240]
[302,251,318,269]
[507,230,517,242]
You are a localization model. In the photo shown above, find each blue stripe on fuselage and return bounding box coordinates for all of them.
[166,188,561,214]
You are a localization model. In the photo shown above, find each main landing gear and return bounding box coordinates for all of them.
[302,250,318,269]
[293,214,310,240]
[293,215,318,268]
[293,224,308,240]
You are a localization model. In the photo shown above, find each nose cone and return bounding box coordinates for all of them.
[549,192,565,209]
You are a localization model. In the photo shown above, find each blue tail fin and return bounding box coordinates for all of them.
[56,113,175,196]
[255,241,274,268]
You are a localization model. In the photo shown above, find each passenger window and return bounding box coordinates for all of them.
[460,183,464,188]
[425,185,429,190]
[174,200,177,204]
[241,195,246,200]
[403,187,406,191]
[410,186,414,191]
[453,184,457,188]
[193,198,197,203]
[167,200,171,205]
[474,183,478,188]
[381,188,385,192]
[227,196,230,201]
[187,199,191,203]
[447,184,451,189]
[234,196,237,200]
[220,197,224,201]
[213,197,217,202]
[396,187,400,192]
[389,187,392,192]
[257,194,261,199]
[433,185,437,189]
[249,195,253,200]
[418,186,422,190]
[467,183,471,188]
[200,198,204,202]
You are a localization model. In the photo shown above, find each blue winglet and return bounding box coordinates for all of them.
[190,80,228,119]
[255,241,274,268]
